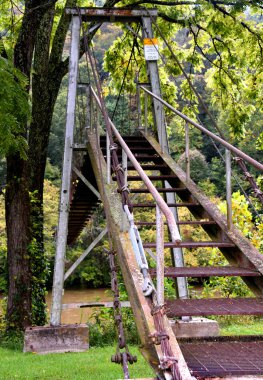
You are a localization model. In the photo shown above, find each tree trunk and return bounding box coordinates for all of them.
[5,156,31,330]
[5,0,54,331]
[27,0,75,325]
[5,0,116,330]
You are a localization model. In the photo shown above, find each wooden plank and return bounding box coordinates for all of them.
[87,132,192,380]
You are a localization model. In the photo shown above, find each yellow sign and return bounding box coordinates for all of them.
[143,38,158,45]
[143,38,159,61]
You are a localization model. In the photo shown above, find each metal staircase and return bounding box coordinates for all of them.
[65,130,263,379]
[49,8,263,380]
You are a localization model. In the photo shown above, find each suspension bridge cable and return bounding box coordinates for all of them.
[111,26,141,122]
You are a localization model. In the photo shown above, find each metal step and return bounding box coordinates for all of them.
[149,266,261,278]
[136,220,217,226]
[100,136,148,143]
[166,297,263,317]
[128,164,168,170]
[105,154,163,163]
[129,187,187,193]
[180,336,263,378]
[101,146,156,153]
[132,202,198,208]
[143,241,236,249]
[113,175,177,181]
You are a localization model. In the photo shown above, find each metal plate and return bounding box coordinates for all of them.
[166,298,263,317]
[149,266,260,278]
[180,337,263,378]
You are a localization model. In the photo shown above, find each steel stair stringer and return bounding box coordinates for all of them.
[87,132,192,380]
[142,132,263,297]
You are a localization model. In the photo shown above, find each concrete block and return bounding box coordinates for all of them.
[170,317,219,338]
[24,324,89,354]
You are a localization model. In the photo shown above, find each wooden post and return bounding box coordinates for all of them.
[185,122,190,182]
[226,148,233,230]
[156,205,164,305]
[142,16,188,300]
[142,17,168,152]
[50,16,80,326]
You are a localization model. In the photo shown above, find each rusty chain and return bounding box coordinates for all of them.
[150,302,182,380]
[108,249,137,379]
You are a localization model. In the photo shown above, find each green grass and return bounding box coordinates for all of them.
[220,319,263,336]
[0,346,154,380]
[1,319,263,379]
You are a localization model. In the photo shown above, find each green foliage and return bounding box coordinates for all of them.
[0,297,7,331]
[102,3,263,140]
[0,56,30,158]
[29,188,51,326]
[44,159,61,186]
[199,191,263,301]
[0,330,24,351]
[88,293,139,347]
[220,191,263,251]
[0,194,7,293]
[178,148,209,183]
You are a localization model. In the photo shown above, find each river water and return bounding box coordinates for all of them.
[0,288,112,325]
[46,288,112,324]
[1,286,203,324]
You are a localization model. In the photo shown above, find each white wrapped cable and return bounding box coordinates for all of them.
[124,205,154,297]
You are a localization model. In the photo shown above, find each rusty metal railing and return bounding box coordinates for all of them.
[90,85,182,304]
[90,86,182,245]
[139,85,263,230]
[140,86,263,172]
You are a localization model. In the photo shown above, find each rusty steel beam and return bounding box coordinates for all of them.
[65,7,158,22]
[149,266,261,278]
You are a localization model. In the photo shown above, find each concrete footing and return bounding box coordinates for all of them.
[170,317,219,338]
[23,324,89,354]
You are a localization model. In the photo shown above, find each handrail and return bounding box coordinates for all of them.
[140,86,263,173]
[90,86,182,244]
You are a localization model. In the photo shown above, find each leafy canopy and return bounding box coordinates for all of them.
[104,1,263,141]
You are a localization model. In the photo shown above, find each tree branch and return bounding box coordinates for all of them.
[207,0,263,56]
[125,0,263,7]
[126,0,197,6]
[188,24,239,88]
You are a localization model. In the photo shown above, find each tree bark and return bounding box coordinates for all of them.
[27,0,75,325]
[6,0,118,330]
[5,0,56,330]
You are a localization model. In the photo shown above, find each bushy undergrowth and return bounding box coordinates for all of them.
[88,283,140,347]
[88,306,139,347]
[0,330,24,351]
